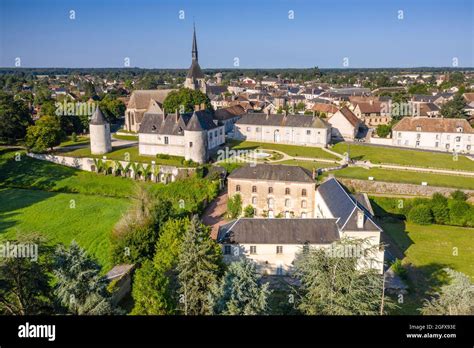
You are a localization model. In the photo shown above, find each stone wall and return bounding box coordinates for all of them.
[336,177,474,198]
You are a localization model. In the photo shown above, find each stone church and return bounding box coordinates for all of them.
[124,25,207,132]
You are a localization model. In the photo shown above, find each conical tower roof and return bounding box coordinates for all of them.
[186,111,205,131]
[90,107,108,125]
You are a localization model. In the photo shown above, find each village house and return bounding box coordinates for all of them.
[352,101,392,126]
[327,107,361,141]
[219,175,384,276]
[228,164,318,219]
[233,110,331,147]
[392,117,473,154]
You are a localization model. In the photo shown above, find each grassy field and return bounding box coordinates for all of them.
[58,135,90,147]
[0,149,140,197]
[275,159,339,170]
[332,142,474,172]
[0,187,128,270]
[326,166,474,190]
[228,140,340,160]
[57,144,189,167]
[112,134,139,141]
[371,195,474,314]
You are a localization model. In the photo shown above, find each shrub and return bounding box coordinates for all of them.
[157,154,170,160]
[448,200,472,227]
[451,190,467,201]
[243,205,255,217]
[429,193,449,224]
[407,204,433,225]
[376,124,391,138]
[391,258,408,280]
[227,194,242,219]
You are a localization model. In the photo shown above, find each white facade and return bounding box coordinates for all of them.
[234,124,331,147]
[393,130,473,154]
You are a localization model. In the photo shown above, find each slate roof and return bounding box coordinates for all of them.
[217,218,340,244]
[228,164,315,183]
[236,113,330,129]
[90,107,107,125]
[392,117,474,134]
[317,178,381,232]
[186,60,205,79]
[139,110,219,134]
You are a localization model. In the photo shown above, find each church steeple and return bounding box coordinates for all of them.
[192,23,198,61]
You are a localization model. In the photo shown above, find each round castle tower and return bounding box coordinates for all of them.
[89,107,112,155]
[184,111,208,164]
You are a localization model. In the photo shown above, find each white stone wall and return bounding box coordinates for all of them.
[234,124,330,147]
[207,126,226,149]
[90,124,111,155]
[139,133,185,156]
[392,130,473,154]
[327,111,357,140]
[222,243,331,275]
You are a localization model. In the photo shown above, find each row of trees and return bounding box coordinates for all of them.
[0,239,120,315]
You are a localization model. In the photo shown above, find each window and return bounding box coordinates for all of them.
[268,198,274,209]
[256,127,260,132]
[164,136,169,144]
[220,128,223,135]
[268,210,274,218]
[276,265,283,275]
[250,246,256,254]
[301,212,307,218]
[268,187,273,194]
[416,126,421,132]
[446,144,450,149]
[457,127,463,133]
[435,142,439,148]
[467,145,471,150]
[302,189,307,197]
[447,135,450,140]
[276,246,283,254]
[436,134,439,140]
[416,141,420,146]
[285,211,290,218]
[246,127,251,132]
[398,132,402,138]
[214,130,218,137]
[236,185,241,192]
[252,185,257,193]
[303,243,309,253]
[252,197,257,205]
[306,130,311,135]
[189,142,193,147]
[224,245,231,255]
[285,188,290,195]
[301,200,307,208]
[455,136,461,142]
[416,133,421,140]
[285,199,290,207]
[210,132,213,140]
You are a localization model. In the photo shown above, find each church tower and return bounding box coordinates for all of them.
[184,24,207,93]
[89,107,112,155]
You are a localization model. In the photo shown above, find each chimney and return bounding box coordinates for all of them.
[369,100,373,105]
[266,108,270,119]
[175,109,179,123]
[356,209,364,229]
[200,102,206,111]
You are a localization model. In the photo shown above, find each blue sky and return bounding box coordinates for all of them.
[0,0,473,68]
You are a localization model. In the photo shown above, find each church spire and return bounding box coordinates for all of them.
[192,23,198,61]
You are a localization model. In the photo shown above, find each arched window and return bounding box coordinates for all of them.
[285,188,290,195]
[268,198,274,209]
[236,185,241,192]
[285,199,290,207]
[252,197,257,205]
[302,189,307,197]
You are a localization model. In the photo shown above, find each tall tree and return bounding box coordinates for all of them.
[294,238,395,315]
[177,215,223,315]
[440,94,467,118]
[53,241,117,315]
[163,88,212,114]
[421,268,473,315]
[213,259,271,315]
[0,92,32,143]
[0,239,53,315]
[25,115,64,153]
[131,260,173,315]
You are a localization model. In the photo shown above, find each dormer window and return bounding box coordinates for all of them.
[416,126,421,132]
[457,127,463,133]
[152,125,157,131]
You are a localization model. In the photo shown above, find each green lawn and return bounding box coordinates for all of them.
[228,140,339,160]
[332,142,474,172]
[0,149,140,197]
[326,166,474,190]
[0,188,129,270]
[275,159,339,170]
[57,144,190,167]
[112,134,139,141]
[58,135,90,148]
